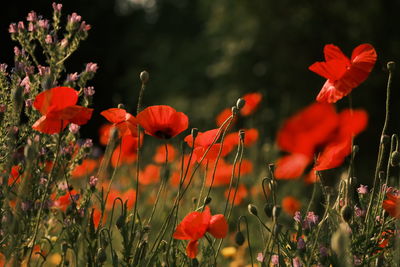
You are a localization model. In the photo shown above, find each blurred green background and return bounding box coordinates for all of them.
[2,0,400,184]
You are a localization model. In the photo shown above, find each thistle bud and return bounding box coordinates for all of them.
[236,98,246,110]
[235,231,245,246]
[140,71,149,84]
[390,151,400,166]
[248,204,258,216]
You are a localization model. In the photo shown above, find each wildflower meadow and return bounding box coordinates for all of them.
[0,3,400,267]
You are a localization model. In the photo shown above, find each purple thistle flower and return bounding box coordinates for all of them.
[294,211,302,223]
[271,255,279,265]
[26,11,37,22]
[357,184,368,194]
[69,123,80,134]
[45,35,53,44]
[297,237,306,250]
[17,21,25,30]
[52,3,63,12]
[67,72,79,82]
[292,257,303,267]
[68,13,82,24]
[28,22,35,32]
[89,176,98,188]
[37,19,49,30]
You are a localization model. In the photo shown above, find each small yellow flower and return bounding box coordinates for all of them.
[221,246,237,258]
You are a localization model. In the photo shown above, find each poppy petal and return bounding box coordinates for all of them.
[314,137,352,171]
[32,116,67,134]
[208,214,228,238]
[186,240,199,259]
[275,153,312,179]
[101,108,127,123]
[33,87,78,114]
[324,44,350,63]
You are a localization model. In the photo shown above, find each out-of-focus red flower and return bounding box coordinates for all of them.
[32,87,93,134]
[314,109,368,171]
[185,129,231,162]
[8,165,21,185]
[309,44,377,103]
[275,103,368,179]
[92,208,106,229]
[98,124,112,146]
[383,193,400,219]
[100,108,138,137]
[71,159,98,178]
[139,164,161,185]
[225,128,259,152]
[241,92,262,116]
[136,105,188,139]
[225,184,248,205]
[153,144,176,163]
[111,135,141,167]
[282,196,301,216]
[53,189,79,211]
[216,108,235,127]
[105,189,136,210]
[173,206,228,258]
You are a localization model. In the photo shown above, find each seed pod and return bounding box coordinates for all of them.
[248,204,258,216]
[235,231,245,246]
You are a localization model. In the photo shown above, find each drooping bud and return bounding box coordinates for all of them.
[96,248,107,263]
[236,98,246,110]
[263,203,273,217]
[272,205,281,219]
[387,61,396,72]
[140,70,149,84]
[248,204,258,216]
[390,151,400,166]
[235,231,245,246]
[341,205,352,222]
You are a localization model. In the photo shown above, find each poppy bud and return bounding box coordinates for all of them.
[117,103,125,109]
[231,106,238,116]
[116,215,125,229]
[236,98,246,110]
[387,61,396,72]
[248,204,258,216]
[140,70,149,84]
[341,205,352,222]
[192,197,198,205]
[390,151,400,166]
[263,203,273,217]
[272,205,281,219]
[204,196,212,205]
[96,248,107,263]
[191,128,198,139]
[235,231,245,246]
[143,225,151,232]
[239,129,245,142]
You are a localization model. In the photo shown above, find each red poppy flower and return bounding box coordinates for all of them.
[32,87,93,134]
[100,108,138,137]
[382,193,400,219]
[309,44,377,103]
[275,153,312,180]
[111,134,141,167]
[216,108,236,127]
[173,206,228,258]
[53,189,79,211]
[8,165,21,185]
[185,129,231,162]
[153,144,176,163]
[71,159,98,178]
[314,109,368,171]
[225,184,248,205]
[105,189,136,210]
[241,92,262,116]
[282,196,301,216]
[139,164,161,185]
[136,105,188,139]
[225,128,259,152]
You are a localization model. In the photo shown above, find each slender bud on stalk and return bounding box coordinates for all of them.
[236,98,246,110]
[117,103,125,109]
[272,205,281,219]
[390,151,400,166]
[191,128,198,139]
[235,231,245,246]
[140,70,149,84]
[248,204,258,216]
[231,106,238,116]
[264,203,273,218]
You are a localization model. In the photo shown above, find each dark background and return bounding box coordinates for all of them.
[2,0,400,183]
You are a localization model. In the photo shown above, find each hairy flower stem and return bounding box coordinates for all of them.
[365,62,395,228]
[27,129,63,265]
